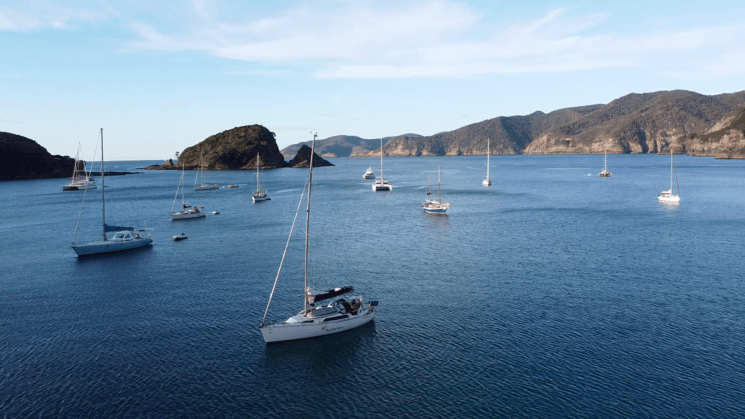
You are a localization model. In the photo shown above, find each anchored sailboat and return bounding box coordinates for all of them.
[71,129,152,257]
[422,167,450,214]
[63,143,97,191]
[260,133,378,344]
[372,138,392,191]
[171,164,206,220]
[482,138,492,186]
[658,148,681,203]
[599,149,612,177]
[252,152,269,202]
[194,151,218,191]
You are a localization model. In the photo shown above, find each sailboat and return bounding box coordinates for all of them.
[599,149,612,177]
[194,151,218,191]
[363,167,375,179]
[71,129,152,257]
[482,138,492,186]
[260,133,378,344]
[171,164,206,220]
[658,148,681,203]
[372,138,392,191]
[422,167,450,214]
[63,143,97,191]
[252,152,269,202]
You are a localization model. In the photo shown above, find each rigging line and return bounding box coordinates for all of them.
[260,176,309,327]
[73,140,99,243]
[674,154,681,195]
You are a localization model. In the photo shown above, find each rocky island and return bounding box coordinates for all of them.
[146,124,332,170]
[1,132,75,181]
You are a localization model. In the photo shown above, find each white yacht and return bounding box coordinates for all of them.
[363,167,375,179]
[252,152,269,203]
[63,143,97,191]
[658,148,681,203]
[260,133,378,344]
[599,149,612,177]
[71,129,152,257]
[422,167,450,214]
[194,151,218,191]
[372,138,392,191]
[171,164,206,220]
[482,138,492,186]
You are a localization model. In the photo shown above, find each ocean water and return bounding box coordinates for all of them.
[2,154,745,418]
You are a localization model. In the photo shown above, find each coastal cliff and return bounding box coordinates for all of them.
[0,132,75,180]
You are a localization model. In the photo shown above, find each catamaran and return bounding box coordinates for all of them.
[483,137,492,186]
[599,149,612,177]
[252,152,269,202]
[71,129,152,257]
[194,151,218,191]
[260,133,378,343]
[372,138,392,191]
[422,167,450,214]
[171,164,206,220]
[63,143,97,191]
[658,148,681,203]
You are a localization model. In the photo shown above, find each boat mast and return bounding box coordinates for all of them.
[486,138,490,180]
[100,128,106,241]
[256,152,261,192]
[670,148,674,191]
[304,133,317,313]
[438,166,442,203]
[604,149,608,172]
[380,138,384,181]
[181,164,185,207]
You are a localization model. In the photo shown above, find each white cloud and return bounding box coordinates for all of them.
[126,1,745,79]
[0,2,107,31]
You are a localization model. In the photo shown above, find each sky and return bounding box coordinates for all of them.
[2,0,744,160]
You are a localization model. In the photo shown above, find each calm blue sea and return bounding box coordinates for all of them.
[2,154,745,418]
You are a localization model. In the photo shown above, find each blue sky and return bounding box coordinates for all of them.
[2,0,744,160]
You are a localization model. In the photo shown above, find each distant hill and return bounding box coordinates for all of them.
[0,132,75,180]
[285,90,745,158]
[281,134,422,158]
[286,145,334,168]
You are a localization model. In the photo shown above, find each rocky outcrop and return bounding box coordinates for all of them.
[287,145,334,168]
[685,107,745,158]
[148,125,286,170]
[0,132,75,180]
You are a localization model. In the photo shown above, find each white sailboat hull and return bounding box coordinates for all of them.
[252,191,269,202]
[658,192,681,203]
[194,184,219,191]
[170,209,206,220]
[372,181,392,191]
[72,237,152,256]
[261,310,375,343]
[482,178,491,186]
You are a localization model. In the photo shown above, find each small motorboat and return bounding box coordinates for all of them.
[173,233,188,241]
[228,184,239,188]
[212,211,220,215]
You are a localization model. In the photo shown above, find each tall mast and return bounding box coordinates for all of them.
[670,148,674,191]
[100,128,106,241]
[181,164,185,207]
[380,138,384,181]
[256,152,260,192]
[437,166,442,203]
[304,133,317,313]
[604,149,607,171]
[487,138,490,179]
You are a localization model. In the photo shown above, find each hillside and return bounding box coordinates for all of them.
[281,134,422,158]
[281,90,745,158]
[685,107,745,158]
[0,132,75,180]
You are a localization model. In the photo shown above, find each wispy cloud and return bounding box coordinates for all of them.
[0,2,106,31]
[125,1,745,79]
